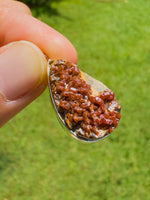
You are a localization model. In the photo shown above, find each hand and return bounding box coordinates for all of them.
[0,0,77,127]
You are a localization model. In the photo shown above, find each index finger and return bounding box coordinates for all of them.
[0,0,77,63]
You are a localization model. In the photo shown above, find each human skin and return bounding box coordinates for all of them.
[0,0,77,127]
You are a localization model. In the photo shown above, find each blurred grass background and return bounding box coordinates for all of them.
[0,0,149,199]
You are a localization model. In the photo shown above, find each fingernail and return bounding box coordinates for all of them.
[0,41,47,100]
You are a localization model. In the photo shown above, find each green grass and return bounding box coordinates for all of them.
[0,0,149,199]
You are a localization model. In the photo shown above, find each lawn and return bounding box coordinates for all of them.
[0,0,149,199]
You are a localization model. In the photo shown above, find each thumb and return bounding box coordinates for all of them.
[0,41,47,127]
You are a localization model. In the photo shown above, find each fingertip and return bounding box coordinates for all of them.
[0,41,47,101]
[0,10,77,64]
[45,34,78,63]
